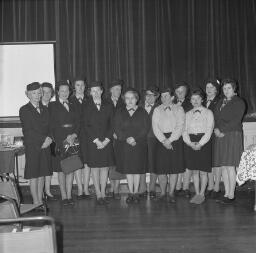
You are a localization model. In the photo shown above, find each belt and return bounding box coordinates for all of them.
[61,124,73,128]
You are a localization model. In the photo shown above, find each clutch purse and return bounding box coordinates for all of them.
[59,138,83,174]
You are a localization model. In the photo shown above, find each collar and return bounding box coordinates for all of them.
[59,98,68,104]
[76,94,84,100]
[30,102,39,109]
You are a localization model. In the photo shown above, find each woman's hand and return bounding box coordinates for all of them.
[126,137,136,146]
[66,134,77,145]
[41,136,52,149]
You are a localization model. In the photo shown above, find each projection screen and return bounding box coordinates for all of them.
[0,42,55,117]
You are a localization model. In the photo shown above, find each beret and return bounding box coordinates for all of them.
[109,79,124,89]
[26,82,40,91]
[41,82,53,89]
[88,81,103,88]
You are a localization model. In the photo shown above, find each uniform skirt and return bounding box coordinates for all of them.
[155,133,185,175]
[115,139,147,174]
[147,137,158,173]
[184,134,212,172]
[25,146,52,179]
[87,139,115,168]
[213,131,243,167]
[109,139,126,180]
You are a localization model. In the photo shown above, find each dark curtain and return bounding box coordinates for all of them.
[1,0,256,113]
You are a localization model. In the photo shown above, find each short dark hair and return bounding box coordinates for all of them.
[124,87,140,101]
[191,88,205,100]
[221,78,238,92]
[174,81,190,97]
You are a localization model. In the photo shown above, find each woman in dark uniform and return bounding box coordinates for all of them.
[183,89,214,205]
[49,80,80,206]
[138,86,159,199]
[152,88,185,203]
[69,77,91,199]
[202,78,221,198]
[41,82,55,200]
[19,82,52,205]
[114,88,150,203]
[174,81,193,197]
[82,81,114,205]
[213,79,246,204]
[106,79,126,199]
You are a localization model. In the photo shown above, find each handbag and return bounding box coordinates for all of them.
[59,138,83,174]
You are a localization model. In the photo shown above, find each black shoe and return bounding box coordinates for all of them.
[205,190,213,198]
[67,198,75,205]
[105,192,114,198]
[76,194,84,200]
[174,189,183,196]
[210,191,221,199]
[45,193,58,201]
[149,191,156,198]
[133,194,140,204]
[96,197,105,205]
[62,199,69,206]
[83,193,92,200]
[126,194,134,204]
[168,194,176,203]
[113,193,121,200]
[216,195,228,203]
[155,194,166,202]
[184,190,191,198]
[220,197,236,204]
[34,205,47,212]
[139,191,148,198]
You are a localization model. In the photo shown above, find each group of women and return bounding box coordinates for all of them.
[19,77,246,207]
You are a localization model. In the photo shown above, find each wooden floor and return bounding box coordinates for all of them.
[25,188,256,253]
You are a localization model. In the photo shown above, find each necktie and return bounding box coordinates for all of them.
[78,98,83,104]
[206,99,212,108]
[220,99,227,110]
[63,101,69,111]
[36,106,40,114]
[164,106,171,111]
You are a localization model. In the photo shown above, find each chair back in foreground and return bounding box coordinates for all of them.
[0,216,57,253]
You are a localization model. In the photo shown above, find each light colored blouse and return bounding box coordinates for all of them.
[183,106,214,146]
[152,103,185,143]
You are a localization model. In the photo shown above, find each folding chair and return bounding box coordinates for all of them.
[0,175,47,215]
[0,216,57,253]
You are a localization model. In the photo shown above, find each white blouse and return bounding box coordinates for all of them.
[182,106,214,146]
[152,103,185,143]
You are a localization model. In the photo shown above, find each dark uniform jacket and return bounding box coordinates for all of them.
[214,95,246,133]
[19,102,51,179]
[49,99,80,147]
[82,98,114,142]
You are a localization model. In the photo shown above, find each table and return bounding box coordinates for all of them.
[0,146,25,186]
[236,144,256,211]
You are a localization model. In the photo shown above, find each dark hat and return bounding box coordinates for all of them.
[26,82,40,91]
[145,86,159,95]
[109,79,124,89]
[41,82,53,89]
[89,81,103,88]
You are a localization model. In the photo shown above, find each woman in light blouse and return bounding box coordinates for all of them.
[183,89,214,205]
[152,87,185,202]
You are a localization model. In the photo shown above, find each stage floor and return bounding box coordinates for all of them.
[32,189,256,253]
